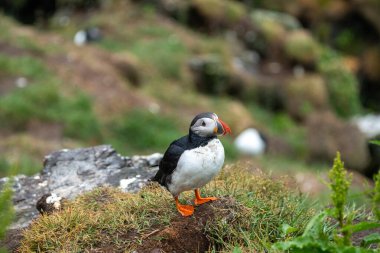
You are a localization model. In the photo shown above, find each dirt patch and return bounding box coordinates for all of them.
[46,49,153,119]
[352,225,380,249]
[0,41,30,57]
[351,215,380,249]
[134,197,239,253]
[26,120,63,141]
[0,74,17,96]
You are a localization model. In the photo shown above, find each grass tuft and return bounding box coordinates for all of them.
[19,163,314,252]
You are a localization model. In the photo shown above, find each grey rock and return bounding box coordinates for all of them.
[0,145,162,229]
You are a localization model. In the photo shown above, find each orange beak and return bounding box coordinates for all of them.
[216,118,232,136]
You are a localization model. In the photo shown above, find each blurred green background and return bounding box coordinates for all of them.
[0,0,380,200]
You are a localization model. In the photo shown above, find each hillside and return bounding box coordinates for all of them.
[1,0,380,252]
[1,0,380,178]
[0,2,253,176]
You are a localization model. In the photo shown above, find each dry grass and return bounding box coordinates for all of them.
[19,163,314,252]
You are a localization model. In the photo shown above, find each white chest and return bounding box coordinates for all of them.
[168,139,225,196]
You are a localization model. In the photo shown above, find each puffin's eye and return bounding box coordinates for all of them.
[201,121,206,127]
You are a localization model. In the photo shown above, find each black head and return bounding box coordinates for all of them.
[189,112,231,137]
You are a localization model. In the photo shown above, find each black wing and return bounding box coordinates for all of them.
[151,136,188,187]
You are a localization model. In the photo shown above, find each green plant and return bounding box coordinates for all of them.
[328,152,352,245]
[0,181,14,253]
[373,170,380,221]
[369,140,380,220]
[273,152,380,252]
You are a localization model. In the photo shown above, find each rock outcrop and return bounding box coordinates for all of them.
[0,145,162,229]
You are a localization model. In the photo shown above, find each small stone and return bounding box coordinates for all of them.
[119,178,137,189]
[38,181,48,187]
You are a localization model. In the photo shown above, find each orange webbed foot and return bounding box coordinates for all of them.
[194,189,218,206]
[175,196,194,217]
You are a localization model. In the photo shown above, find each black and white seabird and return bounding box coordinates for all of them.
[152,112,232,216]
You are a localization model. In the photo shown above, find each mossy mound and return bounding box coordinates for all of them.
[284,30,321,66]
[19,164,314,252]
[284,74,329,121]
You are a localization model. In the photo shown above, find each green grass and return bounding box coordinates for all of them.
[0,53,101,141]
[0,154,41,177]
[19,164,315,252]
[0,181,14,253]
[128,35,188,79]
[0,54,49,79]
[108,109,183,155]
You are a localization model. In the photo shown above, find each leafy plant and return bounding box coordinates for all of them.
[373,171,380,221]
[273,152,380,252]
[370,140,380,220]
[328,152,352,245]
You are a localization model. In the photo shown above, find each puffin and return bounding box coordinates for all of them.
[152,112,231,216]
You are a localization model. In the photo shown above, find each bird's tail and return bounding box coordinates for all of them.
[149,165,160,182]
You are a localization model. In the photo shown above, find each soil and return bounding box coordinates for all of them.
[133,197,239,253]
[351,218,380,249]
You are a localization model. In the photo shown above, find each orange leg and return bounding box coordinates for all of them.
[175,196,194,216]
[194,189,217,205]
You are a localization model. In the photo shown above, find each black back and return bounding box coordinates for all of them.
[151,131,216,188]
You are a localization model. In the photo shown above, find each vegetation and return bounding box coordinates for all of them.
[329,152,353,245]
[0,182,14,253]
[374,171,380,220]
[19,164,314,252]
[0,0,379,251]
[273,152,380,252]
[317,48,362,118]
[0,54,100,141]
[109,109,183,153]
